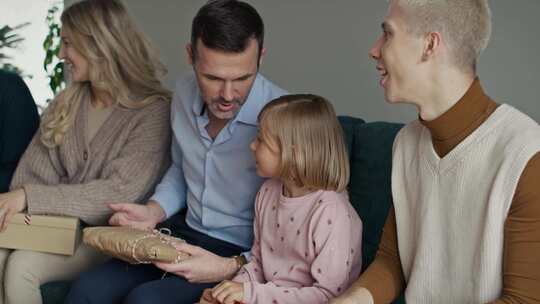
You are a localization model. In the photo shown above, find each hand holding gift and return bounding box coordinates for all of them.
[0,189,27,231]
[154,242,242,283]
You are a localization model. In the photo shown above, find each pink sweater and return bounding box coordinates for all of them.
[233,179,363,304]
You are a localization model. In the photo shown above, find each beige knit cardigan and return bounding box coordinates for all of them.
[10,97,171,225]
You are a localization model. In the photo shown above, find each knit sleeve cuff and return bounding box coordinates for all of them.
[243,281,253,304]
[23,184,64,215]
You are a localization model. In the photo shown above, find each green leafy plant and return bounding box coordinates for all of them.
[0,22,32,78]
[43,2,64,97]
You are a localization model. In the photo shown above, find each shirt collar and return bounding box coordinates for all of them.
[192,88,205,118]
[235,73,264,126]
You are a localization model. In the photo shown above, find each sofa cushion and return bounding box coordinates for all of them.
[41,281,70,304]
[345,119,405,304]
[345,120,403,269]
[338,116,365,157]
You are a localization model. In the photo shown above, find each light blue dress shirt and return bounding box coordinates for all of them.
[151,71,287,249]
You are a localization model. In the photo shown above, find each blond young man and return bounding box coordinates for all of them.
[332,0,540,303]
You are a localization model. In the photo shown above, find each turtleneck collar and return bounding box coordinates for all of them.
[420,78,498,157]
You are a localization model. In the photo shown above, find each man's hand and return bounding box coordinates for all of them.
[108,200,166,230]
[0,189,27,232]
[329,287,374,304]
[197,288,220,304]
[211,280,244,304]
[154,242,239,283]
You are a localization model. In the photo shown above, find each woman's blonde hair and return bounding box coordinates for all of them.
[41,0,171,148]
[258,94,350,193]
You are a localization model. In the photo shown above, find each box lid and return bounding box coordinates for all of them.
[10,213,79,230]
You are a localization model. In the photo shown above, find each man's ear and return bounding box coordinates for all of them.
[258,47,267,66]
[422,31,442,62]
[186,43,194,65]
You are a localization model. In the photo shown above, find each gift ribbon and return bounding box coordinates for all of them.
[130,228,184,264]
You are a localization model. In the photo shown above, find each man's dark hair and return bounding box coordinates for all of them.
[191,0,264,62]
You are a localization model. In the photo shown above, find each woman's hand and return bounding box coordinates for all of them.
[0,189,27,231]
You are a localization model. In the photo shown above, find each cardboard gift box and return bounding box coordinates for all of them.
[0,213,81,255]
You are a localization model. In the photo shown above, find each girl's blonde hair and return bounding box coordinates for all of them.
[41,0,171,148]
[258,94,350,192]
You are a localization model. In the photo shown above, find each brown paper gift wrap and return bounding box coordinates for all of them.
[0,213,81,255]
[83,226,190,264]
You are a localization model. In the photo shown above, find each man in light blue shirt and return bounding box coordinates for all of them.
[150,70,285,250]
[66,1,286,303]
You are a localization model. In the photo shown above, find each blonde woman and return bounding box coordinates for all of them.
[0,0,171,303]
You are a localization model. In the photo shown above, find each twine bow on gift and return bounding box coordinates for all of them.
[130,228,186,264]
[127,227,191,280]
[83,225,191,280]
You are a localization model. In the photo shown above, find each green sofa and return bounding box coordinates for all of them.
[0,70,40,193]
[41,117,405,304]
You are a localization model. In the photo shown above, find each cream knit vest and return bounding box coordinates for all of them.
[392,104,540,303]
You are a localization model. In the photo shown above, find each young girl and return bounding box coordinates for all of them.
[199,94,363,304]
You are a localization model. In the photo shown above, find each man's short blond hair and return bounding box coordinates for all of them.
[258,94,350,193]
[396,0,492,72]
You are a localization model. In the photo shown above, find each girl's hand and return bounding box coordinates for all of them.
[0,189,27,232]
[211,280,244,304]
[197,288,219,304]
[329,287,374,304]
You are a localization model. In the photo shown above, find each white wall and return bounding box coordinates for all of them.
[2,0,62,108]
[64,0,540,123]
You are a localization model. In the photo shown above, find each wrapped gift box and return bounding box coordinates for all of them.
[0,213,81,255]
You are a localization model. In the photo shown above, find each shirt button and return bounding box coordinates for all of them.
[83,150,88,161]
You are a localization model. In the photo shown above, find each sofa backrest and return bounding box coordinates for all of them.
[339,116,403,271]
